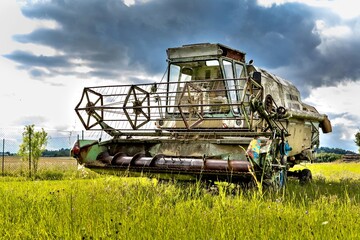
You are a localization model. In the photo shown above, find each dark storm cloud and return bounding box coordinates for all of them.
[4,0,360,87]
[4,50,70,68]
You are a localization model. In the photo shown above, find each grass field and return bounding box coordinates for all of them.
[0,160,360,239]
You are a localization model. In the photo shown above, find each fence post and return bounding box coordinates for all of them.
[2,139,4,176]
[29,128,32,178]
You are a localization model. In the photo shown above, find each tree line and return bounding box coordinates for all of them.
[41,148,71,157]
[316,147,355,155]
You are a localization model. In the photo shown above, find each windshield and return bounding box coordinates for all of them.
[167,60,230,114]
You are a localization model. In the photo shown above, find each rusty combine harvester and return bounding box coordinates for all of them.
[71,43,332,187]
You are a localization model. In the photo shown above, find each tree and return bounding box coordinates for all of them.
[18,125,48,174]
[355,131,360,153]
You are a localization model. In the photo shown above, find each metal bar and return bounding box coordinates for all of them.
[86,78,248,90]
[99,135,270,146]
[2,139,4,176]
[77,102,256,111]
[29,128,32,178]
[94,129,272,136]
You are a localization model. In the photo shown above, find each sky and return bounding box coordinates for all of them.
[1,0,360,152]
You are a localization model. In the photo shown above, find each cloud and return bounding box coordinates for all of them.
[304,81,360,151]
[257,0,360,19]
[5,0,355,87]
[14,115,48,127]
[320,116,359,151]
[304,81,360,115]
[4,50,70,68]
[7,0,360,90]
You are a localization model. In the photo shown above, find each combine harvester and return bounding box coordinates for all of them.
[71,43,332,188]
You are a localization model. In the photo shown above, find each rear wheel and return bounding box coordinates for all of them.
[299,169,312,184]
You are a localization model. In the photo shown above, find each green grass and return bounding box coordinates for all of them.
[0,162,359,239]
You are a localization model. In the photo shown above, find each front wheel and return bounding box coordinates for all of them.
[261,169,287,191]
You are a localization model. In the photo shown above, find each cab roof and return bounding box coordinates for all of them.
[167,43,246,63]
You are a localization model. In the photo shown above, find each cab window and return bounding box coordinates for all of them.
[223,60,239,114]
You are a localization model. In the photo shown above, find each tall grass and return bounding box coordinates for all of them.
[0,162,360,239]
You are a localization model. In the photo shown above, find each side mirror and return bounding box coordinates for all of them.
[253,72,261,85]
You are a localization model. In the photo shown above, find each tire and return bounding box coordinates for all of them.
[299,169,312,185]
[262,170,286,191]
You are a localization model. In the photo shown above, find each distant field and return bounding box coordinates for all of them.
[0,156,78,176]
[291,161,360,180]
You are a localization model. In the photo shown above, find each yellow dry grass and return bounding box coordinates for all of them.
[0,156,78,174]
